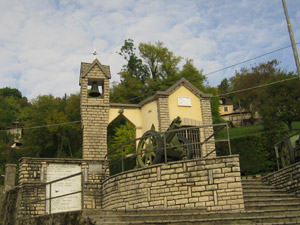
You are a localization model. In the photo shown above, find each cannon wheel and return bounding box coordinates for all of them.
[137,130,164,167]
[178,136,193,159]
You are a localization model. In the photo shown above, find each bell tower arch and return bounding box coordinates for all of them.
[79,59,111,160]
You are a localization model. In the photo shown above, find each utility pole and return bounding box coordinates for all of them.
[282,0,300,79]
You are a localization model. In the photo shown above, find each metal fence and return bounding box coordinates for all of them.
[23,171,83,215]
[105,123,231,176]
[274,130,300,170]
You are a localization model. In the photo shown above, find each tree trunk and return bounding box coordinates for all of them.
[288,121,293,131]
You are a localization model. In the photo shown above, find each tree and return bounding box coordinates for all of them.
[0,87,22,99]
[20,94,82,158]
[229,60,281,123]
[218,78,230,95]
[260,73,300,131]
[111,39,207,102]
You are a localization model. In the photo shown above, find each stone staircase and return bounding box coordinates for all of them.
[83,177,300,224]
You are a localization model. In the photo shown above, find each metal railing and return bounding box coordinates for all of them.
[23,172,83,215]
[274,130,300,170]
[105,123,231,177]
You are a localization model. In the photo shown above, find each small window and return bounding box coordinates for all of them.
[224,106,228,112]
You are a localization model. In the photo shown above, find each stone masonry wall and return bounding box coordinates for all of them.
[200,98,216,158]
[262,161,300,197]
[157,94,170,132]
[102,155,244,212]
[18,158,107,218]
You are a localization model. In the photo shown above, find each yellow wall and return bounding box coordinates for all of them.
[219,105,234,115]
[168,86,202,122]
[140,100,158,134]
[108,108,143,138]
[108,86,204,138]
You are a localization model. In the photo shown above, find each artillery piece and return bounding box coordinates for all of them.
[136,117,193,168]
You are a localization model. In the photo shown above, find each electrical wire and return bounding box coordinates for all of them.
[203,43,299,76]
[215,76,298,97]
[0,121,81,132]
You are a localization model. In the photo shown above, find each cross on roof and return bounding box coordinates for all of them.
[90,49,98,59]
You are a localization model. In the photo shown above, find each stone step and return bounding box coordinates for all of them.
[244,196,300,202]
[83,208,207,216]
[88,214,300,225]
[245,201,300,211]
[242,184,279,190]
[84,208,300,224]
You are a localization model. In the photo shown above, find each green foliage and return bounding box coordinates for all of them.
[260,73,300,131]
[111,39,207,104]
[230,60,280,112]
[108,119,136,175]
[218,78,230,94]
[0,87,22,99]
[19,93,82,159]
[216,130,283,175]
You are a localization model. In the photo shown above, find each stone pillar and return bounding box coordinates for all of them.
[200,97,216,158]
[156,93,170,132]
[4,164,16,191]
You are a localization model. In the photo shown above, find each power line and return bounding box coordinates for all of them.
[215,76,298,97]
[0,121,81,132]
[203,43,299,76]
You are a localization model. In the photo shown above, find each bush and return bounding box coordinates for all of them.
[216,130,284,175]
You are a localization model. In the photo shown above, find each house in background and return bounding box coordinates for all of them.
[218,97,258,127]
[6,126,23,148]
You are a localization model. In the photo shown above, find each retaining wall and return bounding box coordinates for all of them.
[102,155,244,212]
[262,161,300,196]
[19,157,107,217]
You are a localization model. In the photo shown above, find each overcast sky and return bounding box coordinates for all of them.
[0,0,299,100]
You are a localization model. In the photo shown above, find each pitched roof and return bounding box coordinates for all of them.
[138,78,213,106]
[79,59,111,84]
[164,78,213,98]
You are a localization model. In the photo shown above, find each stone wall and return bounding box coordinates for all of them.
[156,93,170,132]
[102,155,244,212]
[262,161,300,196]
[200,98,216,158]
[0,187,21,225]
[18,158,107,217]
[18,211,94,225]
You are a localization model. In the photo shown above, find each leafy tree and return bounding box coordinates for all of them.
[218,78,230,95]
[108,119,136,175]
[0,87,28,129]
[229,60,281,123]
[111,39,207,104]
[0,87,22,99]
[20,94,82,158]
[260,73,300,131]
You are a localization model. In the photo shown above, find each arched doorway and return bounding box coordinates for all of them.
[107,114,136,174]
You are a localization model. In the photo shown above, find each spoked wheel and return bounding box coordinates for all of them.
[137,130,164,167]
[178,136,193,159]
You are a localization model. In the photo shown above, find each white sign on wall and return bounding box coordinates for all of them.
[46,163,82,214]
[178,96,192,107]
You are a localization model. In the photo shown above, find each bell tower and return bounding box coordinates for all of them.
[79,59,111,160]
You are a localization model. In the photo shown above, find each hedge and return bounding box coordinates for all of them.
[216,130,284,175]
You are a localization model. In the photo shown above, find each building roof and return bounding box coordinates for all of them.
[138,78,213,106]
[79,59,111,84]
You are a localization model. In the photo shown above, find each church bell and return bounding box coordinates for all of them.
[89,81,101,97]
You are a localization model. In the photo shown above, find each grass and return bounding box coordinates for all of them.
[215,121,300,140]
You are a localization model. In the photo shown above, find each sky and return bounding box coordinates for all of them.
[0,0,300,100]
